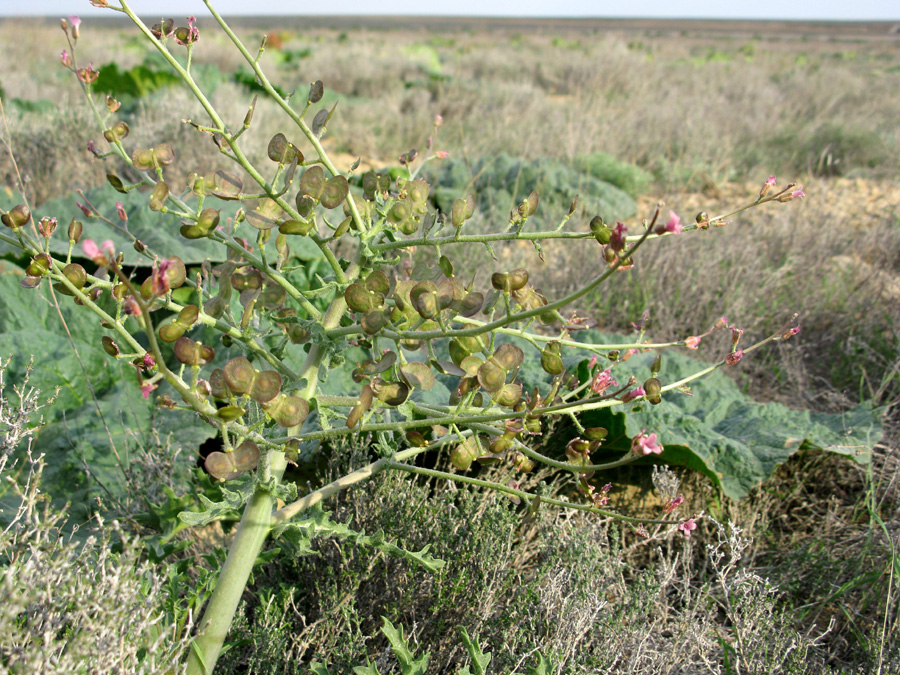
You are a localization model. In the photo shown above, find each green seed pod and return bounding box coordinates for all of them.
[344,282,378,312]
[514,452,536,473]
[209,368,229,399]
[406,430,428,447]
[365,270,391,295]
[584,427,608,441]
[590,216,611,244]
[459,355,483,377]
[67,218,83,243]
[53,263,88,296]
[540,342,565,375]
[450,436,484,471]
[320,176,349,209]
[492,382,522,408]
[644,377,662,405]
[158,322,186,343]
[406,179,429,205]
[174,336,215,366]
[299,165,326,199]
[400,362,435,390]
[262,394,310,428]
[101,336,120,357]
[223,356,255,395]
[216,406,246,422]
[346,384,374,429]
[204,295,225,319]
[250,370,283,403]
[360,308,389,335]
[371,378,410,406]
[410,281,439,319]
[493,344,524,371]
[388,199,412,225]
[279,218,315,236]
[477,359,506,393]
[2,204,31,230]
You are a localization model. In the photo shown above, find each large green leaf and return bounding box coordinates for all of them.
[0,263,216,522]
[513,330,881,499]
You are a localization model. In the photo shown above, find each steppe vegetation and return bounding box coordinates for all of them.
[0,11,898,674]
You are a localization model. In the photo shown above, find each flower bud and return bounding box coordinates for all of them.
[38,216,57,238]
[724,350,743,366]
[60,50,73,67]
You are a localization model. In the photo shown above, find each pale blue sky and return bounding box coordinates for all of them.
[7,0,899,20]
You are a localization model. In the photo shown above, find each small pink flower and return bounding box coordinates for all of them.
[151,258,174,296]
[38,217,58,237]
[123,296,142,316]
[622,386,646,403]
[434,114,443,127]
[68,15,81,39]
[664,210,683,235]
[760,175,777,198]
[115,202,128,222]
[142,353,155,369]
[664,495,685,515]
[81,238,100,259]
[609,221,628,252]
[781,325,801,341]
[106,95,120,113]
[685,336,701,350]
[77,63,98,85]
[76,201,93,217]
[792,188,805,199]
[631,429,662,455]
[731,327,744,346]
[679,518,698,538]
[436,150,450,159]
[87,140,100,157]
[725,350,744,366]
[60,50,73,67]
[766,175,776,187]
[588,354,598,370]
[89,0,108,6]
[590,368,617,395]
[715,316,729,329]
[141,382,157,399]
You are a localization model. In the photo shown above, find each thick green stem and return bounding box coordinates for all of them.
[186,452,287,675]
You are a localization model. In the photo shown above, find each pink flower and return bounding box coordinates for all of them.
[434,114,443,127]
[792,188,805,199]
[622,386,646,403]
[436,150,450,159]
[588,354,598,370]
[68,15,81,38]
[631,429,663,455]
[664,210,683,235]
[725,350,744,366]
[142,353,155,369]
[590,368,617,395]
[679,518,698,538]
[781,325,801,341]
[766,175,776,187]
[60,50,73,67]
[87,140,101,157]
[81,239,100,259]
[141,382,157,399]
[77,63,98,85]
[664,495,685,515]
[684,336,701,350]
[89,0,109,6]
[760,175,777,198]
[115,202,128,222]
[609,221,628,252]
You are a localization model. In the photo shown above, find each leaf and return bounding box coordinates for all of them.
[177,475,255,528]
[272,504,445,572]
[514,330,882,500]
[381,618,430,675]
[458,627,492,675]
[526,652,554,675]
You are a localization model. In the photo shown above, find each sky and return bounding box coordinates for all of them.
[8,0,900,21]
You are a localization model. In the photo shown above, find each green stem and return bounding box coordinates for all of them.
[186,452,287,675]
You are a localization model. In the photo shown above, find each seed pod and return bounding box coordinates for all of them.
[477,359,506,393]
[410,281,439,319]
[406,179,429,205]
[590,216,611,244]
[400,362,435,390]
[2,204,31,230]
[101,336,120,357]
[174,337,215,366]
[493,344,524,371]
[53,263,88,296]
[300,165,326,199]
[347,384,374,429]
[223,356,254,395]
[209,368,229,399]
[320,176,349,209]
[450,436,484,471]
[370,378,410,406]
[360,308,389,335]
[216,406,246,422]
[514,452,536,473]
[262,394,310,428]
[492,382,522,408]
[205,441,261,481]
[149,182,169,212]
[540,342,564,375]
[643,377,662,404]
